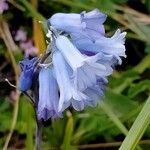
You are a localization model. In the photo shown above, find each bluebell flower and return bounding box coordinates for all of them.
[49,9,107,40]
[19,57,37,91]
[52,45,112,111]
[38,67,62,121]
[53,50,89,112]
[72,29,126,64]
[55,35,112,91]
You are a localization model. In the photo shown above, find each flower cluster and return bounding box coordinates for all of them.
[19,9,126,121]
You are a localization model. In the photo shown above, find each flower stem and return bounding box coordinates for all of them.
[35,120,42,150]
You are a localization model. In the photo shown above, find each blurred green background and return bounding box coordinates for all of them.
[0,0,150,149]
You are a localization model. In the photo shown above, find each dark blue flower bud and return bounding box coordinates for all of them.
[19,57,37,91]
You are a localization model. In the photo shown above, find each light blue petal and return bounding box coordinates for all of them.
[81,9,107,25]
[38,67,61,121]
[83,79,106,107]
[50,13,83,33]
[72,80,106,110]
[81,9,107,34]
[72,100,84,111]
[53,50,72,112]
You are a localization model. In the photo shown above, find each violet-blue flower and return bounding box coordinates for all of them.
[49,9,107,40]
[38,67,61,121]
[55,35,111,91]
[52,45,111,111]
[72,29,126,64]
[19,57,37,91]
[53,50,89,112]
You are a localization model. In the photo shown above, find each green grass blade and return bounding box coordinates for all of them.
[119,96,150,150]
[62,112,73,150]
[133,54,150,74]
[18,0,46,21]
[26,102,34,150]
[100,101,128,135]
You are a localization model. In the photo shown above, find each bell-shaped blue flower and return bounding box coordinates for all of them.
[38,67,61,121]
[49,9,107,40]
[55,35,111,91]
[53,50,90,112]
[19,57,37,91]
[50,12,83,33]
[72,29,126,64]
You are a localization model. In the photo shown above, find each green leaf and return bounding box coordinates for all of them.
[110,70,139,88]
[62,112,73,150]
[145,43,150,54]
[145,0,150,13]
[119,96,150,150]
[105,90,138,116]
[112,0,128,4]
[111,70,140,93]
[125,14,150,43]
[100,101,128,136]
[16,96,35,134]
[25,102,34,150]
[133,54,150,74]
[128,80,150,98]
[73,90,139,143]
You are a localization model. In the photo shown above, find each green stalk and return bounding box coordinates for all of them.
[0,20,20,150]
[26,102,34,150]
[119,96,150,150]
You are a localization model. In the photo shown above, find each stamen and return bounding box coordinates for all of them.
[5,78,17,88]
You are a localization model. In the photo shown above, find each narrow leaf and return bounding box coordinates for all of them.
[119,96,150,150]
[100,101,128,136]
[128,80,150,98]
[62,112,73,150]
